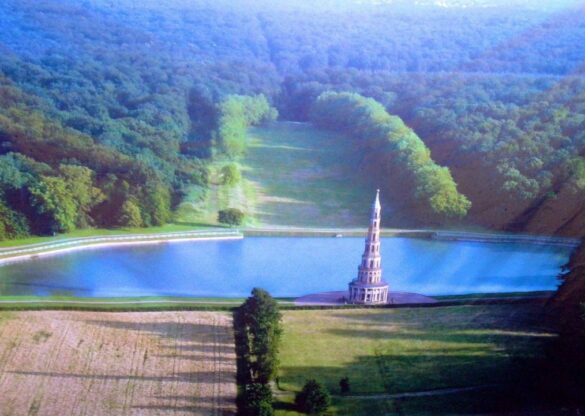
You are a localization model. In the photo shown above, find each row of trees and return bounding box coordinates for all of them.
[310,92,471,221]
[236,289,332,415]
[216,95,278,158]
[282,70,585,233]
[237,288,283,415]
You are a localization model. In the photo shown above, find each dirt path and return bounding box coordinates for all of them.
[341,384,500,400]
[0,311,237,415]
[273,384,500,400]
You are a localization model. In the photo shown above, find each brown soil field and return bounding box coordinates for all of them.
[0,311,236,416]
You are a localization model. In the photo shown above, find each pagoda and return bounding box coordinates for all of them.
[348,189,389,304]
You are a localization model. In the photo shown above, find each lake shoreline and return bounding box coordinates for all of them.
[0,226,577,265]
[0,230,243,265]
[244,227,581,247]
[0,291,553,312]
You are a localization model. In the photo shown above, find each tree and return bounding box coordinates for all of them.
[241,288,283,384]
[221,163,242,186]
[218,208,245,226]
[0,199,30,240]
[29,176,78,233]
[241,383,273,416]
[216,94,278,158]
[141,180,171,226]
[295,379,331,414]
[58,165,105,228]
[118,199,143,227]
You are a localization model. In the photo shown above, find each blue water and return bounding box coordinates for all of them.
[0,237,573,297]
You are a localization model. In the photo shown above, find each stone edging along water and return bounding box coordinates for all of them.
[243,227,581,247]
[0,230,243,265]
[0,226,578,266]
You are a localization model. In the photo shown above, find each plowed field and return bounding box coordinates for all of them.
[0,311,236,416]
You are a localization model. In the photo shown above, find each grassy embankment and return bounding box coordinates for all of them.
[274,304,553,415]
[0,223,223,249]
[179,122,375,227]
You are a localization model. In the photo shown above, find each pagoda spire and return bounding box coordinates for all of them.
[348,190,389,304]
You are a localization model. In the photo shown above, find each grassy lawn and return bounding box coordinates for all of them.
[274,387,518,416]
[178,121,375,227]
[242,122,375,227]
[276,304,553,415]
[436,291,555,300]
[0,223,220,248]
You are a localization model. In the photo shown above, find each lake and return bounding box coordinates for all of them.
[0,237,573,297]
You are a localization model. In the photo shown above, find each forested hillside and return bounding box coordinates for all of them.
[310,92,470,221]
[1,0,585,236]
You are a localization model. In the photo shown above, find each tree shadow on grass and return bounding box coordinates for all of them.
[272,400,298,412]
[278,354,542,415]
[131,394,236,415]
[9,370,235,383]
[153,353,235,362]
[324,304,553,351]
[329,304,550,331]
[83,319,224,342]
[164,342,234,353]
[324,326,552,347]
[279,305,555,414]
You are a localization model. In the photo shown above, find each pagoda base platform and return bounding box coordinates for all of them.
[295,291,437,306]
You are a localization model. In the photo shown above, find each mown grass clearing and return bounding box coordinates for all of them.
[243,122,375,227]
[275,304,553,415]
[0,311,236,415]
[180,121,374,227]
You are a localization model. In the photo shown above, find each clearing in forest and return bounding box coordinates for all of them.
[182,122,375,227]
[0,311,236,416]
[242,122,375,227]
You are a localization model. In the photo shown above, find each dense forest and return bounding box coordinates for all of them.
[1,0,585,237]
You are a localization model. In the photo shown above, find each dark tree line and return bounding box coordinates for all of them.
[236,288,283,416]
[311,92,471,222]
[282,70,585,233]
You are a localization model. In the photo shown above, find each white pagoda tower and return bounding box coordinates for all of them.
[348,189,389,304]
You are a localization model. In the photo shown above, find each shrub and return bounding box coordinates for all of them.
[218,208,245,226]
[295,379,331,414]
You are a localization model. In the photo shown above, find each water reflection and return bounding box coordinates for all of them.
[0,237,572,297]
